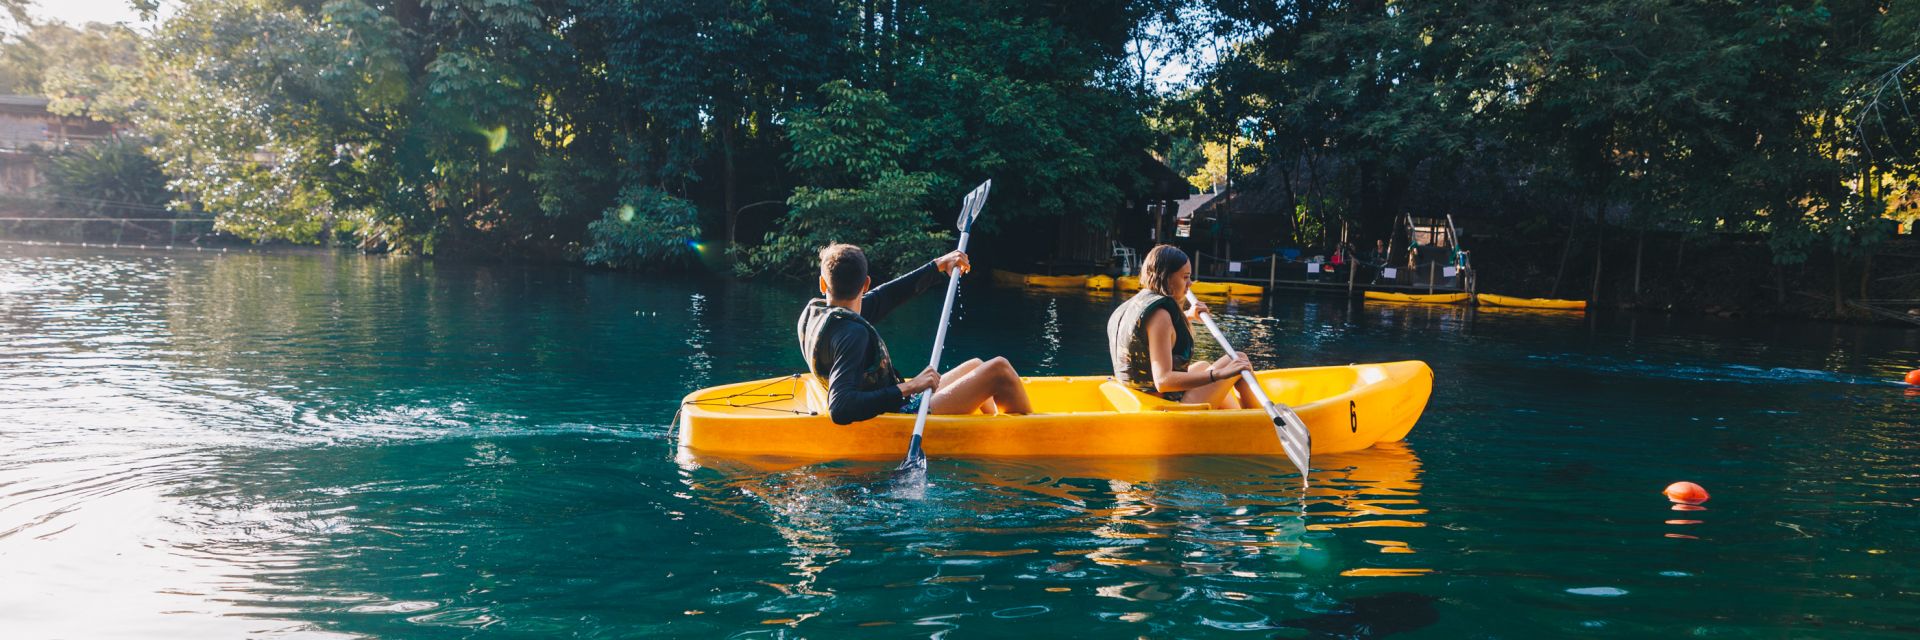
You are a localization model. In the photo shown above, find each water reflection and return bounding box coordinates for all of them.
[676,443,1428,633]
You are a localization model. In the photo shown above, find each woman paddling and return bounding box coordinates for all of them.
[1105,244,1255,408]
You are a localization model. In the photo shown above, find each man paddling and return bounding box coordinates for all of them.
[799,243,1032,425]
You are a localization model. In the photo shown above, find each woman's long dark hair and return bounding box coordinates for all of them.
[1139,244,1190,304]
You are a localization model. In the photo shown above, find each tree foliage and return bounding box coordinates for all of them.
[1168,0,1920,267]
[1,0,1915,285]
[741,80,948,278]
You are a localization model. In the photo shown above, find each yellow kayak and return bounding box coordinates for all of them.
[678,361,1432,459]
[1477,293,1587,310]
[1364,291,1470,305]
[990,269,1092,288]
[1116,276,1264,297]
[1086,274,1116,290]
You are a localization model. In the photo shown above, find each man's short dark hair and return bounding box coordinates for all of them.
[819,243,868,299]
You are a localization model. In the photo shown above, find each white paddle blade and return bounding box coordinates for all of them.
[1271,407,1312,481]
[957,179,991,231]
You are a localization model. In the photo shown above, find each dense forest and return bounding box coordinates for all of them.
[1,1,1917,304]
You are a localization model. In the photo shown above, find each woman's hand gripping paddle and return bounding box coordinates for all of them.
[1185,291,1312,486]
[898,180,991,476]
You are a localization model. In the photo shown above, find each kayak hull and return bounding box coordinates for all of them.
[1477,293,1586,310]
[678,361,1432,460]
[990,269,1093,288]
[1364,291,1470,304]
[1116,276,1264,297]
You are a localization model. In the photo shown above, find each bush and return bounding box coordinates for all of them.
[583,185,701,268]
[42,136,172,217]
[739,171,952,279]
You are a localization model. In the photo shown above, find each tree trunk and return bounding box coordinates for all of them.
[1860,251,1873,300]
[721,112,739,248]
[1832,251,1845,316]
[1551,208,1579,297]
[1632,229,1644,301]
[1219,133,1232,261]
[1774,264,1786,305]
[1589,207,1604,304]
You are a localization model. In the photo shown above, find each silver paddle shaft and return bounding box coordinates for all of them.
[908,229,969,447]
[1185,292,1312,484]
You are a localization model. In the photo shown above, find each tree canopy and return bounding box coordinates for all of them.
[0,0,1915,284]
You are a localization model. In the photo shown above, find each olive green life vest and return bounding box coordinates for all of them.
[1106,289,1193,393]
[797,299,901,391]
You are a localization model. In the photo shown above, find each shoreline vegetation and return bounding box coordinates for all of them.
[7,225,1920,328]
[0,2,1915,325]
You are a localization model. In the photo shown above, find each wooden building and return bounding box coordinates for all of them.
[0,95,119,193]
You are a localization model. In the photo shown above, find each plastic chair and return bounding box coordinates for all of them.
[1112,242,1138,276]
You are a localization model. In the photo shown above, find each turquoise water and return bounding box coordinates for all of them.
[2,243,1918,638]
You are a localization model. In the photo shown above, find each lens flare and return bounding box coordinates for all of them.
[478,125,509,153]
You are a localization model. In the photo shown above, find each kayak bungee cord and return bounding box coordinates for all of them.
[898,179,992,476]
[1184,291,1313,486]
[681,374,816,415]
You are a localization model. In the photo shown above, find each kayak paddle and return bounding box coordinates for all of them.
[899,179,992,473]
[1184,291,1312,484]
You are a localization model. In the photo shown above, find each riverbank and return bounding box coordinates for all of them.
[1469,229,1920,327]
[9,217,1920,328]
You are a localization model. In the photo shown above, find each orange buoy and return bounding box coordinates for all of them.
[1905,369,1920,386]
[1664,481,1710,505]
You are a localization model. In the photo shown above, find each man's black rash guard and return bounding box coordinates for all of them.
[801,261,945,425]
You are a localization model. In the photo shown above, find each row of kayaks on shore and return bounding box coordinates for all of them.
[1364,290,1587,310]
[992,269,1268,296]
[679,361,1433,460]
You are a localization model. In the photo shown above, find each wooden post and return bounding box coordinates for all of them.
[1632,229,1644,301]
[1268,250,1276,290]
[1348,245,1358,297]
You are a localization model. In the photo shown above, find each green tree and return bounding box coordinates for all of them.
[741,80,948,278]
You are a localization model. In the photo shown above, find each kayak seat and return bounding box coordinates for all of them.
[1098,380,1212,412]
[801,375,830,414]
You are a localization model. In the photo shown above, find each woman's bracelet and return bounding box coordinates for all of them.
[1207,368,1216,382]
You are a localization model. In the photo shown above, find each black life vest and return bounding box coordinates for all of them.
[797,299,901,391]
[1106,289,1193,393]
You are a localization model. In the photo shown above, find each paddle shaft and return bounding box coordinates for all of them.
[903,231,970,464]
[1184,291,1312,482]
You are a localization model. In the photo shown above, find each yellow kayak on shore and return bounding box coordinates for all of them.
[1115,276,1264,297]
[1477,293,1587,310]
[1364,291,1470,305]
[678,361,1432,460]
[990,269,1092,288]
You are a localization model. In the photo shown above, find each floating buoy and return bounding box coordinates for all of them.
[1905,369,1920,386]
[1664,481,1709,505]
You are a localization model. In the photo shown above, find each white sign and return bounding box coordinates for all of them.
[1443,266,1459,277]
[1229,261,1242,273]
[1306,263,1320,274]
[1383,268,1398,278]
